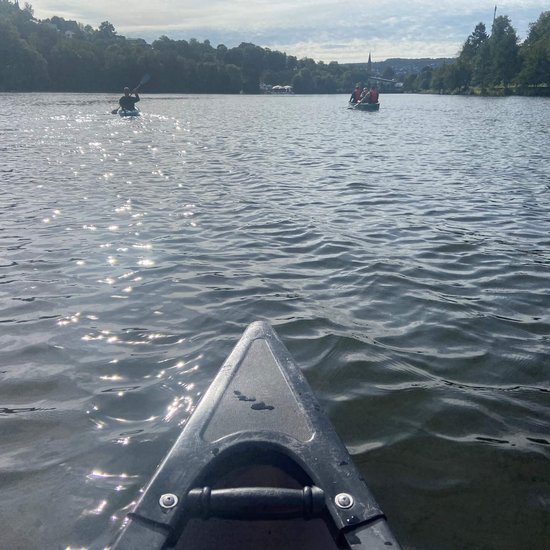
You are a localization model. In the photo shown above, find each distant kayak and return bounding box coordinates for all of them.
[348,102,380,112]
[112,321,401,550]
[118,108,140,117]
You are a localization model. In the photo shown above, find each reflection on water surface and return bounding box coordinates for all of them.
[0,93,549,549]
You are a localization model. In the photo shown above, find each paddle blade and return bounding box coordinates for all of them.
[111,108,119,114]
[139,73,151,86]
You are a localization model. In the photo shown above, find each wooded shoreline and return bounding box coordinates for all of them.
[1,1,548,97]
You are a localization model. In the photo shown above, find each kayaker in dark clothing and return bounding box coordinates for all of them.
[119,87,140,110]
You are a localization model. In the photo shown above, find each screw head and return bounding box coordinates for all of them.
[335,492,354,509]
[159,493,178,509]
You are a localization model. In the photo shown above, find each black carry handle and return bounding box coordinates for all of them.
[187,486,325,520]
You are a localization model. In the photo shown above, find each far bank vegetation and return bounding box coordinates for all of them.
[402,13,550,96]
[0,1,548,95]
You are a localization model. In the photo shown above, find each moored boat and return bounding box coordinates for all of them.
[112,321,401,550]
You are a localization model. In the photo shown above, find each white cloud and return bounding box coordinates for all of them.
[31,0,548,61]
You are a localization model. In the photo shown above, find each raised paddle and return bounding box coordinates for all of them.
[112,73,151,114]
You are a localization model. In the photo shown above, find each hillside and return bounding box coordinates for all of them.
[347,58,455,80]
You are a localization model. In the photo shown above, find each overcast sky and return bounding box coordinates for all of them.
[31,1,547,62]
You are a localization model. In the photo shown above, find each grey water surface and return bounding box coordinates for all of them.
[1,92,549,549]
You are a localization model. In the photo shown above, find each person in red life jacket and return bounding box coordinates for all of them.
[359,87,371,103]
[349,84,361,104]
[370,85,379,103]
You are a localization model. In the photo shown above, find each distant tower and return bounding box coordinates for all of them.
[367,52,372,75]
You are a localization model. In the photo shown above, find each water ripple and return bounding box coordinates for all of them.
[0,93,549,549]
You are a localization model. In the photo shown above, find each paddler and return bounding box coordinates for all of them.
[370,84,379,103]
[119,86,140,110]
[349,83,361,104]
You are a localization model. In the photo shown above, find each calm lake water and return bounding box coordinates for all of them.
[1,92,549,549]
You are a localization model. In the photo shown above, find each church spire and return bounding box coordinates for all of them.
[367,52,372,75]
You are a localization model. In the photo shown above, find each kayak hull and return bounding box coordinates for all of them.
[112,322,400,549]
[348,101,380,111]
[119,108,140,117]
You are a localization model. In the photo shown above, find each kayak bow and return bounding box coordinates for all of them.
[112,321,400,549]
[118,108,140,117]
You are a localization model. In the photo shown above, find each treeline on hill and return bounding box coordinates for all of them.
[1,1,548,94]
[0,1,374,93]
[403,13,550,94]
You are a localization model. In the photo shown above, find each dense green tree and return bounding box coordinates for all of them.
[518,11,550,86]
[429,16,525,94]
[195,61,221,91]
[292,68,315,93]
[460,23,489,64]
[446,62,471,92]
[220,63,242,93]
[103,41,151,90]
[240,43,265,93]
[45,16,82,35]
[286,55,298,71]
[341,67,368,91]
[402,73,418,91]
[488,15,520,87]
[417,66,433,90]
[0,18,49,90]
[27,19,59,57]
[216,44,228,63]
[98,21,116,40]
[431,68,445,92]
[315,72,338,93]
[471,41,491,92]
[430,22,489,93]
[264,48,287,72]
[190,38,216,62]
[1,0,30,22]
[48,39,101,90]
[224,46,243,67]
